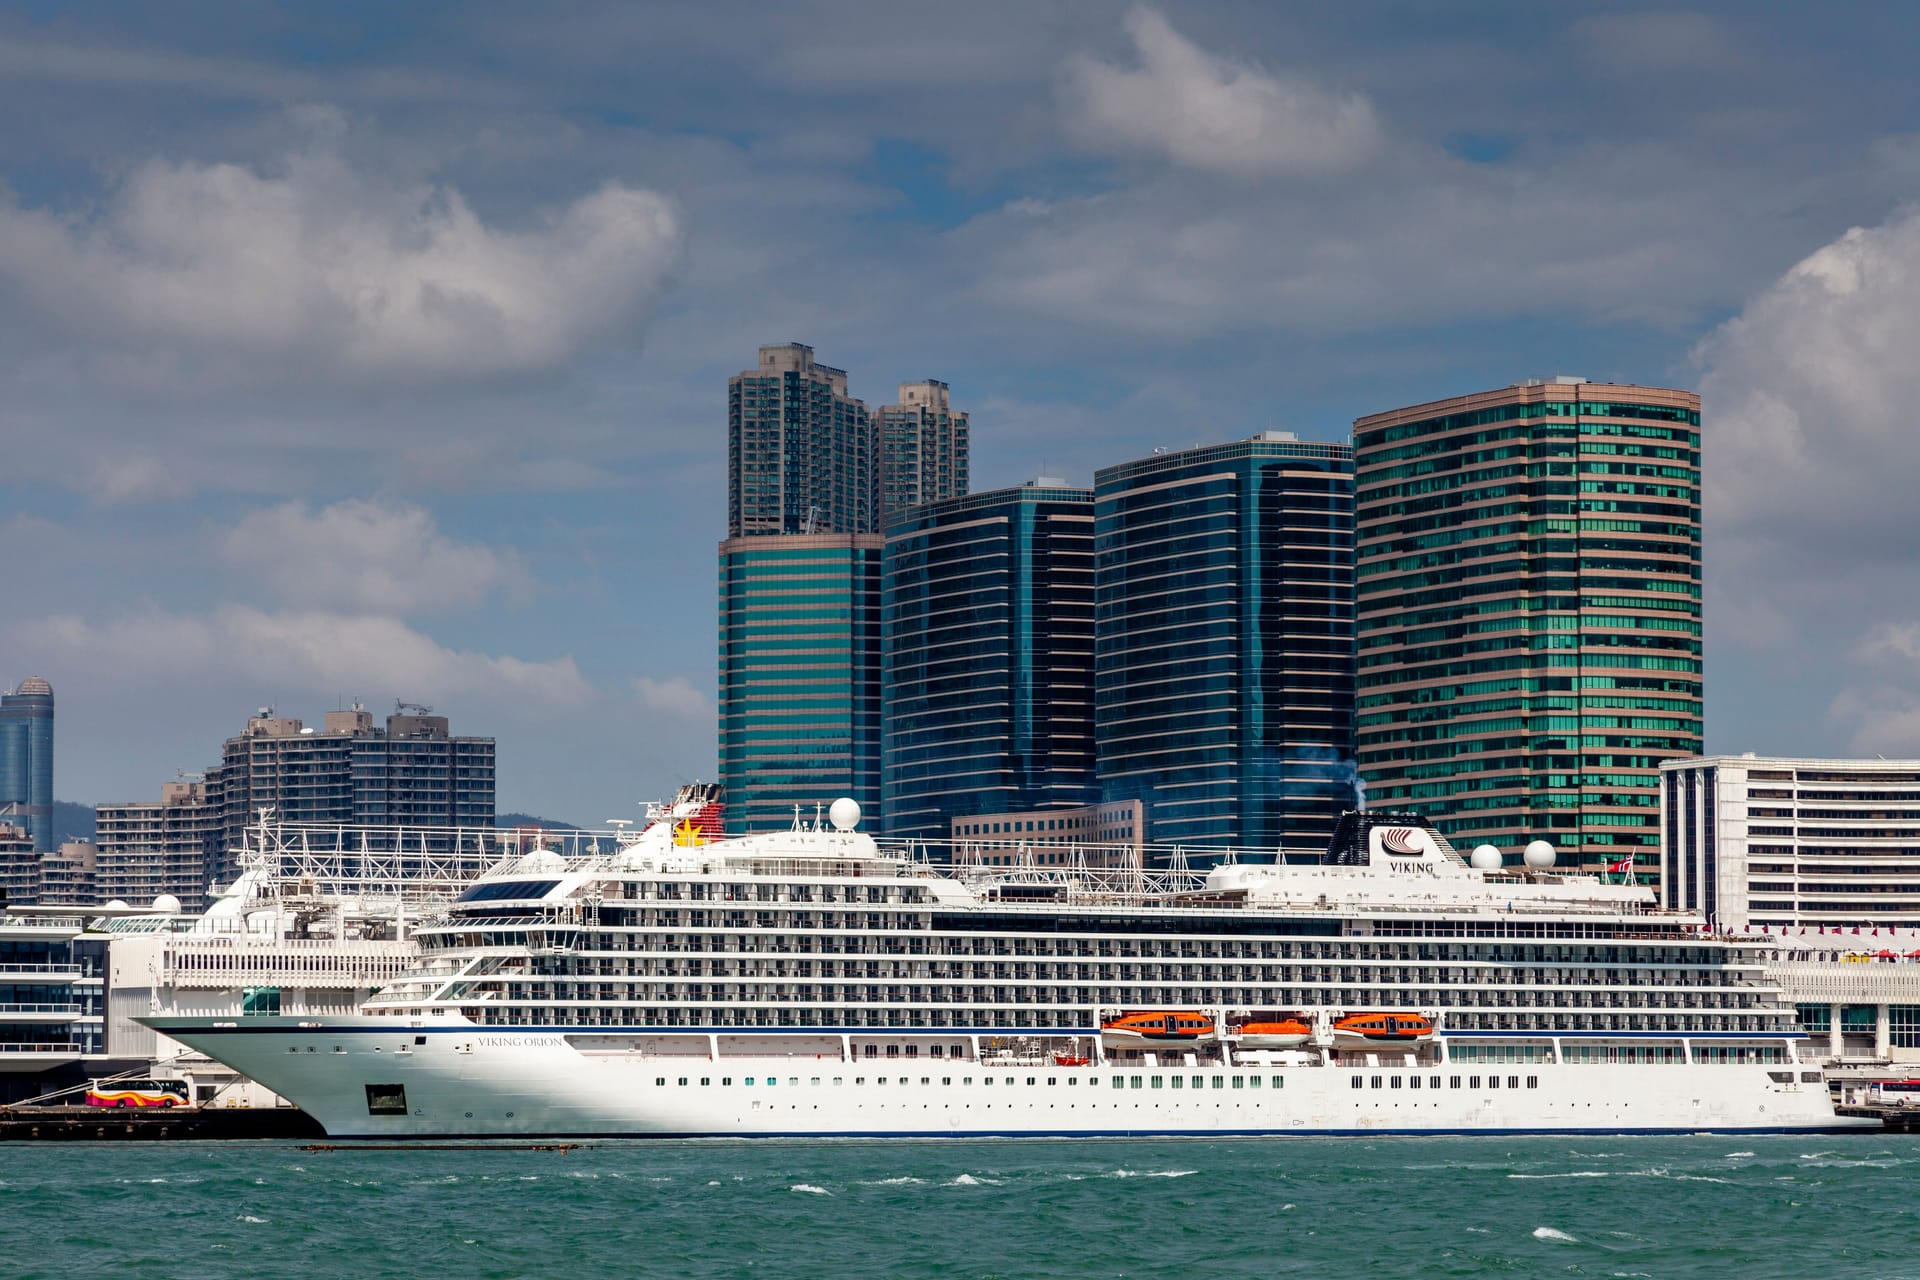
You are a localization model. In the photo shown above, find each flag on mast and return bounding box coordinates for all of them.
[1606,854,1633,883]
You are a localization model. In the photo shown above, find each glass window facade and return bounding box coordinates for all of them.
[882,484,1096,841]
[1092,437,1356,860]
[719,535,885,833]
[0,678,54,853]
[1353,382,1703,879]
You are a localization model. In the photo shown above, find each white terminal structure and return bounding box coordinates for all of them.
[1663,754,1920,1066]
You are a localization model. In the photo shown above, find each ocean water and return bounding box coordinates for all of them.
[1,1135,1915,1279]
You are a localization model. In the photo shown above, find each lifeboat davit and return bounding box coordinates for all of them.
[1331,1012,1433,1045]
[1100,1011,1214,1049]
[1236,1019,1313,1048]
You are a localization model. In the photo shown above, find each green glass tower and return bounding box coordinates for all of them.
[1352,378,1702,879]
[0,676,54,853]
[718,535,885,833]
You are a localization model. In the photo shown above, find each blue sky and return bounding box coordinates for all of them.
[5,1,1920,821]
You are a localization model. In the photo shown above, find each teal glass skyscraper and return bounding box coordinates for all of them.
[719,535,885,833]
[1352,378,1703,880]
[882,481,1096,840]
[720,345,972,835]
[0,677,54,853]
[1093,434,1355,858]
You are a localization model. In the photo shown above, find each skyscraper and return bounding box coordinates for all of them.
[1352,378,1702,878]
[1094,433,1356,858]
[0,676,54,853]
[876,380,970,520]
[882,480,1096,840]
[718,535,885,833]
[720,345,974,834]
[728,343,875,537]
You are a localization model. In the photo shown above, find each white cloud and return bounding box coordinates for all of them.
[91,455,188,505]
[1060,6,1381,178]
[220,498,524,614]
[1699,208,1920,547]
[1571,11,1745,74]
[0,134,681,383]
[15,606,590,708]
[1696,207,1920,756]
[632,674,711,722]
[966,139,1752,337]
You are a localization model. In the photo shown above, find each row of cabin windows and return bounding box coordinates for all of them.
[1350,1074,1540,1090]
[479,1004,1778,1035]
[654,1073,1287,1089]
[470,927,1723,967]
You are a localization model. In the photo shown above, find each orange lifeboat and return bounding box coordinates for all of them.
[1236,1018,1313,1048]
[1331,1012,1433,1045]
[1100,1011,1214,1048]
[1052,1052,1092,1067]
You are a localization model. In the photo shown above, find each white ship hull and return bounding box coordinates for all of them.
[146,1018,1871,1138]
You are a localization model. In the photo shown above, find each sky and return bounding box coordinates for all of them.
[5,1,1920,822]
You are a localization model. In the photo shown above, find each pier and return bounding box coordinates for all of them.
[0,1105,324,1142]
[1835,1101,1920,1132]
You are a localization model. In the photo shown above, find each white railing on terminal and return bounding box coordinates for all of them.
[1770,961,1920,1004]
[162,933,418,989]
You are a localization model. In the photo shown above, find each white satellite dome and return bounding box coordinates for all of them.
[520,848,566,873]
[1468,844,1503,871]
[829,797,862,832]
[1523,839,1557,869]
[151,894,183,914]
[104,899,130,911]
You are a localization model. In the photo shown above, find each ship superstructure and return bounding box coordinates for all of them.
[145,793,1865,1136]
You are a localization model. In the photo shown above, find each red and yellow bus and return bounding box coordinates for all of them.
[85,1078,190,1109]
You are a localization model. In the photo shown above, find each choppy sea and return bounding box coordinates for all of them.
[1,1135,1915,1279]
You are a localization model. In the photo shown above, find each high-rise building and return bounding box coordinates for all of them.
[882,480,1096,840]
[95,780,224,913]
[727,346,973,538]
[204,704,496,885]
[720,345,974,836]
[1353,378,1703,878]
[0,676,54,853]
[876,380,970,520]
[728,343,875,537]
[718,535,884,833]
[1093,433,1356,859]
[0,822,35,904]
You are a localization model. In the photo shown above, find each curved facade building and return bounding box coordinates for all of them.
[1093,434,1356,859]
[1353,378,1703,879]
[882,481,1096,841]
[0,676,54,853]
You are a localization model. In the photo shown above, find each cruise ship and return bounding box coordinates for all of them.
[145,791,1867,1137]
